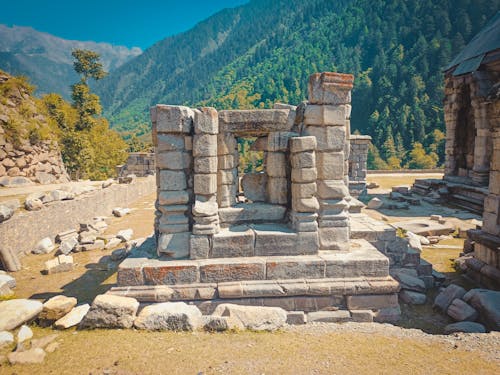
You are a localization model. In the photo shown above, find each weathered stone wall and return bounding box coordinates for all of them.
[349,135,371,196]
[0,176,155,271]
[0,135,70,186]
[117,152,155,177]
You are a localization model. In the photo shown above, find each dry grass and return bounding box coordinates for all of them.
[1,328,498,375]
[367,173,443,191]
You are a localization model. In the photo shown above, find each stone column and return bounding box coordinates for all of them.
[304,72,352,251]
[217,132,238,208]
[266,131,294,204]
[151,105,193,258]
[443,76,461,178]
[348,135,371,196]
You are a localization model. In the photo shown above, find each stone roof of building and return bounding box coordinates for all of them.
[445,11,500,76]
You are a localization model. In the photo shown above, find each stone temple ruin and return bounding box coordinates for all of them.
[112,73,403,319]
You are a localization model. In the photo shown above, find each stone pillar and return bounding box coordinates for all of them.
[289,137,320,252]
[348,135,371,196]
[151,105,193,258]
[266,131,295,204]
[217,132,238,208]
[304,72,352,251]
[443,76,461,178]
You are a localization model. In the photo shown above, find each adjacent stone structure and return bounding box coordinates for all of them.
[117,152,155,177]
[113,72,400,318]
[441,15,500,289]
[349,135,371,196]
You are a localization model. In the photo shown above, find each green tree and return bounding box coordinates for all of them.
[408,142,438,169]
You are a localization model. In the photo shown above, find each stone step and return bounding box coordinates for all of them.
[108,276,400,314]
[118,239,389,286]
[199,223,318,259]
[218,203,287,226]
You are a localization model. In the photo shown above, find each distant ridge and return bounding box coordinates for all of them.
[0,24,142,98]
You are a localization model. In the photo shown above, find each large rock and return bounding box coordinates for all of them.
[33,237,55,254]
[464,289,500,331]
[0,272,16,289]
[0,299,43,331]
[212,304,287,331]
[79,294,139,329]
[433,284,466,312]
[59,237,78,255]
[393,271,426,293]
[444,322,486,334]
[367,197,383,209]
[399,290,426,305]
[44,255,74,274]
[8,348,46,364]
[134,302,203,331]
[39,295,78,326]
[0,331,14,347]
[447,298,478,322]
[0,204,14,223]
[54,304,90,329]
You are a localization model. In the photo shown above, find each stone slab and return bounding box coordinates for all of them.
[218,203,286,224]
[219,109,291,135]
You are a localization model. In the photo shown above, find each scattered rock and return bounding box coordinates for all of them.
[59,237,78,255]
[44,255,74,274]
[406,232,423,252]
[110,248,129,261]
[82,240,105,251]
[31,334,59,350]
[447,298,478,322]
[80,294,139,329]
[367,197,383,209]
[444,322,486,334]
[212,304,287,331]
[25,197,43,211]
[202,316,229,332]
[134,302,203,331]
[105,237,122,250]
[39,295,78,326]
[8,348,46,364]
[0,272,16,289]
[433,284,467,312]
[112,207,131,217]
[54,304,90,329]
[117,229,134,242]
[307,310,351,323]
[0,299,43,331]
[286,311,307,325]
[0,331,14,347]
[464,289,500,331]
[399,290,426,305]
[17,325,33,343]
[393,271,426,293]
[33,237,55,255]
[0,204,14,223]
[366,182,379,189]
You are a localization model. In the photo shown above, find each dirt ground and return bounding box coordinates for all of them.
[1,173,498,374]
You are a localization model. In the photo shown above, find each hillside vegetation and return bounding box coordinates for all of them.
[96,0,499,168]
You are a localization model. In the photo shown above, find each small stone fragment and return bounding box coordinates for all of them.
[367,197,383,209]
[17,325,33,343]
[8,348,46,364]
[444,321,486,334]
[33,237,55,255]
[117,229,134,242]
[112,207,131,217]
[54,304,90,329]
[0,331,14,348]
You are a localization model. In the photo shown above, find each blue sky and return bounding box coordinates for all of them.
[0,0,249,49]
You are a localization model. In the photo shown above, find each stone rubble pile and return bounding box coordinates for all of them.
[433,285,500,333]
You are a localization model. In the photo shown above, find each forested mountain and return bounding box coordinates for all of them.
[96,0,500,168]
[0,25,141,99]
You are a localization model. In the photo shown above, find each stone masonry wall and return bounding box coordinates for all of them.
[117,152,155,177]
[349,134,371,196]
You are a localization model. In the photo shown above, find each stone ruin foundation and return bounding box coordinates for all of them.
[111,73,401,320]
[117,152,155,177]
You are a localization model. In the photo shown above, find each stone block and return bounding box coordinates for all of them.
[192,199,218,217]
[159,170,187,191]
[433,284,467,312]
[212,226,255,258]
[399,290,426,305]
[290,151,315,169]
[194,174,217,195]
[304,104,347,126]
[193,134,217,157]
[266,152,287,177]
[158,204,190,216]
[218,169,237,185]
[291,168,317,183]
[199,259,266,283]
[253,224,298,256]
[157,232,190,258]
[155,105,193,134]
[307,310,351,323]
[292,197,319,213]
[80,294,139,329]
[143,262,198,285]
[159,213,189,226]
[156,151,191,170]
[242,173,267,202]
[218,154,237,169]
[318,227,349,250]
[346,294,398,310]
[267,131,299,152]
[218,184,237,207]
[158,190,189,206]
[184,135,192,150]
[44,255,74,274]
[194,156,218,174]
[192,223,220,235]
[297,232,319,252]
[308,72,353,105]
[286,311,306,325]
[219,110,290,135]
[304,125,346,152]
[217,133,237,155]
[194,107,218,134]
[350,310,374,322]
[291,182,317,198]
[134,302,203,331]
[289,136,317,153]
[267,177,288,204]
[317,180,348,199]
[267,257,324,280]
[218,203,287,224]
[447,298,478,321]
[316,151,344,179]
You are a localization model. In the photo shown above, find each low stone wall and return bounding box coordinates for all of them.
[0,176,156,271]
